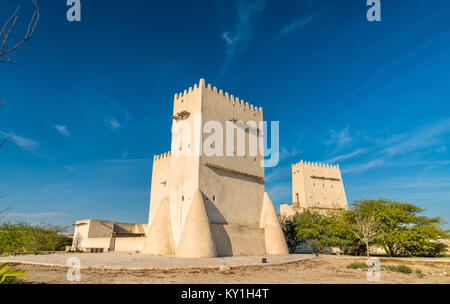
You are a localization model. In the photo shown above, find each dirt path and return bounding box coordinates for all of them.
[7,255,450,284]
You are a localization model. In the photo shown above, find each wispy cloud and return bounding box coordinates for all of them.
[339,118,450,174]
[104,117,122,130]
[54,125,70,137]
[325,126,353,152]
[266,165,290,182]
[0,131,39,151]
[83,88,132,130]
[323,148,366,164]
[279,13,318,38]
[6,212,67,218]
[380,118,450,157]
[279,146,302,161]
[341,158,385,174]
[219,0,265,78]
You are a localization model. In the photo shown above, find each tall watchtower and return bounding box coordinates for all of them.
[143,79,288,257]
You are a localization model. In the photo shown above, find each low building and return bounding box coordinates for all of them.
[72,219,147,252]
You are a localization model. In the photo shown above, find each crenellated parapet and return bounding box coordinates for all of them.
[153,151,171,162]
[174,78,263,117]
[292,160,340,170]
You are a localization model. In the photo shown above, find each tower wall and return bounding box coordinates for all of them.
[148,152,171,228]
[169,83,202,246]
[291,161,348,213]
[199,82,264,227]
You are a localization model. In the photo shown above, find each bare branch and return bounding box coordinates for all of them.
[0,6,20,38]
[0,136,12,149]
[0,0,39,62]
[351,211,379,256]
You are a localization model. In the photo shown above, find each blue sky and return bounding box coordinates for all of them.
[1,0,449,230]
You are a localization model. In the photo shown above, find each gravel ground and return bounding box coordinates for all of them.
[3,254,450,284]
[0,252,311,269]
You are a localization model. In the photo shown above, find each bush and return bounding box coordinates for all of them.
[2,277,25,284]
[415,269,424,278]
[382,265,413,274]
[347,262,368,269]
[0,222,70,254]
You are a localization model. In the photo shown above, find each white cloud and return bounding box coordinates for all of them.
[326,126,353,151]
[0,131,39,151]
[279,146,302,161]
[104,117,122,130]
[323,149,366,164]
[219,0,265,78]
[279,14,318,38]
[380,118,450,157]
[266,165,290,182]
[54,125,70,137]
[436,146,447,153]
[341,158,385,174]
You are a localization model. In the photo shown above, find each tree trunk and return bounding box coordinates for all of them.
[366,242,370,257]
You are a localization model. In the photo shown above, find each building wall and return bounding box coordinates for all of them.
[72,219,146,252]
[199,83,264,227]
[168,83,202,246]
[210,224,266,256]
[286,161,348,216]
[148,153,171,228]
[114,237,145,252]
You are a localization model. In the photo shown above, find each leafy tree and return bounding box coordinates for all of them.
[0,221,29,253]
[294,210,355,253]
[351,198,449,257]
[280,215,306,253]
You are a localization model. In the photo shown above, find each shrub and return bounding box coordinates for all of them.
[415,269,424,278]
[382,265,412,274]
[347,262,368,270]
[0,222,70,254]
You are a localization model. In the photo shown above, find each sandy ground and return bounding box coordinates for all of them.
[0,252,309,269]
[4,255,450,284]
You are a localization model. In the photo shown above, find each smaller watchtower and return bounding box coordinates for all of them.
[281,160,348,217]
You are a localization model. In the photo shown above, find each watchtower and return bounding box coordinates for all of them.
[143,79,288,257]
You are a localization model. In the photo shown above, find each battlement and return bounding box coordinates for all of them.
[292,160,340,171]
[153,151,171,162]
[174,78,263,116]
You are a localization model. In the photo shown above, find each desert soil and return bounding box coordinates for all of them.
[7,255,450,284]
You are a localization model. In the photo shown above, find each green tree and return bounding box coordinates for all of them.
[294,210,355,253]
[351,198,449,257]
[280,215,306,253]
